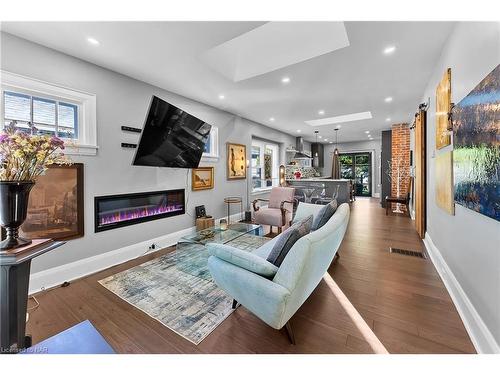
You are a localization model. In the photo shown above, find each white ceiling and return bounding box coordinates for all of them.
[1,21,455,143]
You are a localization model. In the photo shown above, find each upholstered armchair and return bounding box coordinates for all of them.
[253,187,295,233]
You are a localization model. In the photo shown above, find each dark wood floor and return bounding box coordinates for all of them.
[26,198,475,353]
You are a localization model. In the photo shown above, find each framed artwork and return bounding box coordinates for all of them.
[435,151,455,215]
[227,142,247,180]
[436,68,452,149]
[192,167,214,191]
[453,63,499,221]
[20,163,84,240]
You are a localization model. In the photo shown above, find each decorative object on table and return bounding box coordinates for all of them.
[226,142,246,180]
[279,165,286,187]
[20,163,84,241]
[253,187,295,234]
[195,205,206,218]
[294,170,302,179]
[1,239,66,353]
[244,159,252,222]
[452,63,499,222]
[436,68,452,149]
[331,129,341,179]
[385,158,411,213]
[191,166,214,191]
[435,151,455,215]
[223,196,243,224]
[219,218,228,231]
[99,230,269,345]
[196,216,215,231]
[0,121,71,250]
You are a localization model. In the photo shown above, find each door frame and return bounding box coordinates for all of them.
[339,150,375,197]
[414,107,427,238]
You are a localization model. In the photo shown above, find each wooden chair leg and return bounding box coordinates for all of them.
[284,320,296,345]
[232,299,238,309]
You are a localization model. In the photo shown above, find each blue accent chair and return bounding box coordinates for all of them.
[207,202,350,343]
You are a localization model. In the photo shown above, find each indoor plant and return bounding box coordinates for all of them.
[0,121,71,250]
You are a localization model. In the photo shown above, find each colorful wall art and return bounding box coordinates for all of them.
[436,68,452,149]
[435,151,455,215]
[452,64,499,222]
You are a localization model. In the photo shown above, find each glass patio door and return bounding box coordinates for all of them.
[339,152,372,197]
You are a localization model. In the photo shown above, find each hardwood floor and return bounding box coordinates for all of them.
[26,197,475,354]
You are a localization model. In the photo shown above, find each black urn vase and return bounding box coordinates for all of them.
[0,181,35,250]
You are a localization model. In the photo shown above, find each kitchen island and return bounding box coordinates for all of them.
[286,178,351,204]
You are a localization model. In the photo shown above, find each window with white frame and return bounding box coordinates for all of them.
[202,125,219,160]
[1,71,97,156]
[251,138,280,191]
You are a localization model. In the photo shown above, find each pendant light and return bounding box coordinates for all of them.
[334,128,339,155]
[313,130,320,167]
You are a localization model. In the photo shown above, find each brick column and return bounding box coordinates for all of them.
[391,123,410,211]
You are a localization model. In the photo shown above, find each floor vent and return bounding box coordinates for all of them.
[389,247,427,259]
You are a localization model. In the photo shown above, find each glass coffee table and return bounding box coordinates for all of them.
[174,223,266,280]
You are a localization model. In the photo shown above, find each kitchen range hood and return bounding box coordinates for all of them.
[293,137,311,159]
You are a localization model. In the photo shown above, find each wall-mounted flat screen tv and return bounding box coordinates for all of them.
[133,96,212,168]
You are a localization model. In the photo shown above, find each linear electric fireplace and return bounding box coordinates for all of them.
[94,189,185,232]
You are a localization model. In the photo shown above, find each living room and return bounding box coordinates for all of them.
[1,0,499,372]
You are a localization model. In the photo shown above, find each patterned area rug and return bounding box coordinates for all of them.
[99,233,270,345]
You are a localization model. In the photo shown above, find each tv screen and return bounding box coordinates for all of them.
[133,96,212,168]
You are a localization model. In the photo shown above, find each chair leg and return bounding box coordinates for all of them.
[278,226,282,234]
[232,299,238,309]
[284,320,296,345]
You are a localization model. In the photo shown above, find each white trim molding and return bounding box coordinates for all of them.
[29,212,243,295]
[1,70,98,156]
[423,233,500,354]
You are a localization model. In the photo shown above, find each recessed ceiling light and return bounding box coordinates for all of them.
[336,125,342,129]
[269,117,275,122]
[296,129,302,133]
[324,138,328,141]
[318,110,325,115]
[318,135,322,138]
[386,117,391,122]
[384,97,393,103]
[281,76,291,84]
[87,37,100,46]
[383,45,396,55]
[218,94,225,100]
[329,141,333,144]
[365,130,370,134]
[305,111,372,127]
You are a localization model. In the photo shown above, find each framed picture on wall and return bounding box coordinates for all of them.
[226,142,247,180]
[192,167,214,191]
[435,68,452,149]
[20,163,84,240]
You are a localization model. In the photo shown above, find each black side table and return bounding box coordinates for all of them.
[0,240,65,354]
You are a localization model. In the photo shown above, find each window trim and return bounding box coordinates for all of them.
[1,70,98,156]
[201,125,219,162]
[251,138,280,192]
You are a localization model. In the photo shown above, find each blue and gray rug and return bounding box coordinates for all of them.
[98,233,270,345]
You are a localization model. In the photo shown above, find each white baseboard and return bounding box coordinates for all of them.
[423,233,500,354]
[372,193,380,198]
[29,212,243,295]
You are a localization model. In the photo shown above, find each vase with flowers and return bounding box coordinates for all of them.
[0,121,71,250]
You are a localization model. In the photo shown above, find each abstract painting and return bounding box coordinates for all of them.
[226,142,246,180]
[435,151,455,215]
[453,64,499,221]
[436,68,452,149]
[20,163,84,240]
[192,167,214,191]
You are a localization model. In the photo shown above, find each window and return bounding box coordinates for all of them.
[202,126,219,160]
[4,91,78,139]
[1,71,97,155]
[251,139,280,191]
[339,152,372,196]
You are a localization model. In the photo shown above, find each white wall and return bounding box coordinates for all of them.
[0,32,296,273]
[323,139,382,197]
[420,22,500,351]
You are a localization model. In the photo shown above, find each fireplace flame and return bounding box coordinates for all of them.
[98,203,184,227]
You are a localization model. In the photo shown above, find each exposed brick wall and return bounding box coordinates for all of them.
[391,123,410,211]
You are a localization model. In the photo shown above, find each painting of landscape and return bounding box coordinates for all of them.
[453,64,499,221]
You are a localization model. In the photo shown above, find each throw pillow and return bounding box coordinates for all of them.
[311,199,338,231]
[266,215,313,267]
[207,243,279,278]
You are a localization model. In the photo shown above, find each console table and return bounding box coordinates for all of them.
[0,239,66,354]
